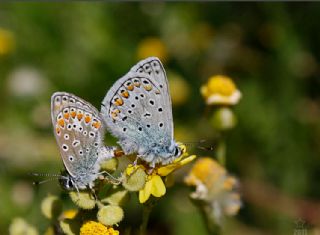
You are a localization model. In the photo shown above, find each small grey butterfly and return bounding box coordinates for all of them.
[101,57,182,167]
[51,92,115,191]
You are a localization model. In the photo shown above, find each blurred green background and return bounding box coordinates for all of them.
[0,3,320,235]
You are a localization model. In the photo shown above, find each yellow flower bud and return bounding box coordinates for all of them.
[41,195,62,220]
[99,158,118,172]
[60,219,81,235]
[123,167,147,191]
[9,218,39,235]
[101,187,129,206]
[97,205,124,226]
[69,191,96,210]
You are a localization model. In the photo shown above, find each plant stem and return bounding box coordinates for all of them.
[216,136,226,166]
[139,204,153,235]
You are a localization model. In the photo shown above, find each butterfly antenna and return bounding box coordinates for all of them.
[30,172,63,186]
[30,173,62,177]
[33,177,60,186]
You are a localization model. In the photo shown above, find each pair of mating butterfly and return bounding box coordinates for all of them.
[51,57,182,192]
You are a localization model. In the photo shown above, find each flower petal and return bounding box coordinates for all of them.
[139,177,152,203]
[179,155,197,166]
[157,164,177,176]
[150,175,166,197]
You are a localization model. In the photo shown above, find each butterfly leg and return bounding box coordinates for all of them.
[98,171,121,185]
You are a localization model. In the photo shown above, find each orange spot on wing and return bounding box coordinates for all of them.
[85,115,91,123]
[127,85,134,91]
[71,111,76,118]
[121,90,129,98]
[77,113,83,121]
[111,109,120,119]
[134,81,141,87]
[144,84,152,91]
[58,119,65,128]
[92,121,101,129]
[56,127,61,134]
[114,98,123,106]
[63,113,70,119]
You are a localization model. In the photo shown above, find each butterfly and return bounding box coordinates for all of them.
[51,92,116,191]
[101,57,182,167]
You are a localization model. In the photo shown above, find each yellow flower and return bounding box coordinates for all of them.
[80,221,119,235]
[137,37,168,63]
[185,157,241,222]
[200,75,241,105]
[0,28,14,56]
[126,143,196,203]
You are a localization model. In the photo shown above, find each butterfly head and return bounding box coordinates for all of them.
[59,171,77,191]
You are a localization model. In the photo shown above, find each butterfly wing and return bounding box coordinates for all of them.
[130,57,173,139]
[101,57,176,164]
[51,92,106,188]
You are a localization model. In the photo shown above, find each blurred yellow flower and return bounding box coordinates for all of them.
[185,157,241,223]
[201,75,241,105]
[168,71,190,106]
[80,221,119,235]
[0,28,15,56]
[126,143,196,203]
[137,37,168,63]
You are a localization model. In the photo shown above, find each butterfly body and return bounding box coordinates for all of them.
[101,57,181,167]
[51,92,114,190]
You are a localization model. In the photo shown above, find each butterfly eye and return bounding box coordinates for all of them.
[174,147,181,157]
[67,179,74,189]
